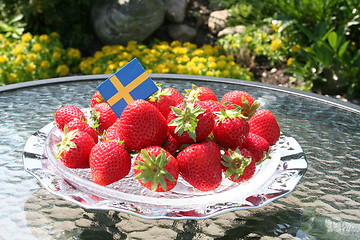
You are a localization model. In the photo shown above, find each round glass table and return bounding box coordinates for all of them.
[1,74,359,239]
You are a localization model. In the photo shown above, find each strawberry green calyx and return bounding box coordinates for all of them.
[148,87,172,102]
[184,84,201,102]
[56,126,77,158]
[134,149,175,192]
[168,101,205,142]
[221,148,252,180]
[88,109,100,129]
[215,105,246,122]
[240,96,260,119]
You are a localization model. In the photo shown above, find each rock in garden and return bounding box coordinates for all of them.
[208,10,228,34]
[92,0,165,45]
[168,24,197,42]
[218,25,246,37]
[165,0,187,23]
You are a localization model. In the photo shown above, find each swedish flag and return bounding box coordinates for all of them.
[97,58,158,117]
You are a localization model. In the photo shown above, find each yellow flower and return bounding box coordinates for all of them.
[255,46,263,52]
[21,33,32,42]
[39,34,50,43]
[170,41,182,47]
[216,60,227,69]
[0,55,8,63]
[28,53,38,61]
[208,61,217,69]
[52,52,61,59]
[26,63,36,72]
[32,43,42,52]
[223,70,230,77]
[56,65,69,76]
[172,47,188,55]
[8,73,18,83]
[261,33,267,39]
[67,48,81,59]
[40,60,50,68]
[271,23,281,32]
[205,71,213,76]
[245,36,252,42]
[287,57,294,66]
[13,55,26,66]
[291,44,301,52]
[12,43,25,55]
[92,67,102,75]
[270,39,282,51]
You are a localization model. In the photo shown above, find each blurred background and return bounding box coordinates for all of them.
[0,0,359,103]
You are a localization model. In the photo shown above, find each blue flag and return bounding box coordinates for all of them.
[97,58,158,117]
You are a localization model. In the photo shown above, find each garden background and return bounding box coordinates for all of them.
[1,0,359,104]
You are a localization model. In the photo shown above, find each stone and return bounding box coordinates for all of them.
[92,0,165,45]
[165,0,187,23]
[218,25,246,37]
[168,24,197,42]
[208,10,228,34]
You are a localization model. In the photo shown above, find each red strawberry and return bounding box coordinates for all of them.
[117,99,168,152]
[167,101,214,144]
[66,118,99,143]
[148,87,183,118]
[166,87,184,104]
[56,128,95,168]
[221,91,259,118]
[134,146,179,192]
[90,102,118,135]
[162,134,182,157]
[177,140,223,191]
[248,109,280,146]
[90,90,105,108]
[199,100,224,118]
[54,105,85,130]
[104,118,121,141]
[89,141,131,186]
[241,133,270,162]
[212,107,250,149]
[186,84,218,101]
[222,148,256,183]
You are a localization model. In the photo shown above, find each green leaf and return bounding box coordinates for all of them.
[338,41,349,57]
[328,31,338,50]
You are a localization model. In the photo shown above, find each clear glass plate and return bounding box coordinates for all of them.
[23,121,307,220]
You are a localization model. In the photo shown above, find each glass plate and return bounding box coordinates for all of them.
[23,122,307,220]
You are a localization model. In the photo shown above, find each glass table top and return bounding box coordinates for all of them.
[1,74,359,239]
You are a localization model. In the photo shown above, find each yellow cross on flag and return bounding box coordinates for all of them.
[97,58,158,117]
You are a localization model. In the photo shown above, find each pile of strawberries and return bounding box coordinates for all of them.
[54,84,280,193]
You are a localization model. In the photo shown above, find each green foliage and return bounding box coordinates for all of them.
[0,32,82,85]
[0,1,26,39]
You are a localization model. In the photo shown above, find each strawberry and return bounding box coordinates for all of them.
[241,133,270,162]
[199,100,224,118]
[90,102,118,135]
[177,140,223,191]
[221,90,259,118]
[89,141,131,186]
[162,134,182,157]
[117,99,168,152]
[54,105,85,131]
[148,87,183,118]
[90,90,106,108]
[222,148,256,183]
[134,146,179,192]
[167,101,214,144]
[56,127,95,168]
[248,109,280,146]
[212,107,250,149]
[66,118,99,143]
[186,84,218,102]
[104,118,121,141]
[166,87,184,104]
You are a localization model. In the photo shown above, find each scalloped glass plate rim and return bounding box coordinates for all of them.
[23,121,308,219]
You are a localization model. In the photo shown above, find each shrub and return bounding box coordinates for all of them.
[0,32,81,85]
[80,40,254,81]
